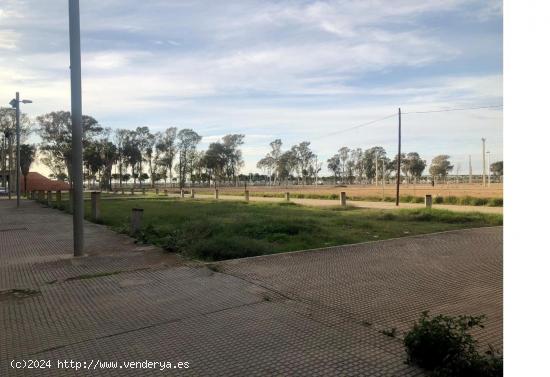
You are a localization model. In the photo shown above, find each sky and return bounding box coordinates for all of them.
[0,0,502,175]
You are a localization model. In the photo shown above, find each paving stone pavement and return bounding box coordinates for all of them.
[0,200,502,376]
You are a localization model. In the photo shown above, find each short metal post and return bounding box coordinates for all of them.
[130,208,143,236]
[215,189,219,200]
[425,194,432,209]
[91,191,101,221]
[285,192,290,201]
[340,191,347,206]
[244,190,249,202]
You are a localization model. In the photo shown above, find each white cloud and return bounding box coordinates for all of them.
[0,0,502,175]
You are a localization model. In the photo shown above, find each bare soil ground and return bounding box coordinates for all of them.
[191,183,503,199]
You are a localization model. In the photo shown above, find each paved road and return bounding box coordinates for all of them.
[0,200,502,376]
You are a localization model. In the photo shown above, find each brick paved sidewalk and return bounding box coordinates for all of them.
[0,200,502,376]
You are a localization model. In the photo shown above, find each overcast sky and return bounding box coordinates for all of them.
[1,0,502,174]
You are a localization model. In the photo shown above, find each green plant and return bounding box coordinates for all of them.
[487,198,503,207]
[381,327,397,338]
[404,311,502,377]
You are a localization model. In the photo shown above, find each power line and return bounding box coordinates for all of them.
[311,112,396,141]
[402,105,503,114]
[304,104,502,142]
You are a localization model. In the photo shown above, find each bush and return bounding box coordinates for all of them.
[445,196,459,205]
[473,198,489,206]
[487,198,503,207]
[434,196,444,204]
[404,311,502,377]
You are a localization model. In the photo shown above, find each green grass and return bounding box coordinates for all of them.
[60,198,503,261]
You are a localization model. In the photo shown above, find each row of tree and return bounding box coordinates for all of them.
[1,107,503,190]
[36,111,250,190]
[1,109,247,190]
[256,140,503,184]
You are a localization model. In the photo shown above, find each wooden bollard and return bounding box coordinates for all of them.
[244,190,249,202]
[47,191,52,206]
[91,191,101,221]
[425,194,432,209]
[56,190,61,204]
[340,191,347,206]
[180,189,185,198]
[142,188,146,195]
[131,188,135,195]
[131,208,143,235]
[121,188,125,195]
[215,189,219,200]
[155,188,159,195]
[285,192,290,201]
[190,189,195,198]
[164,189,168,196]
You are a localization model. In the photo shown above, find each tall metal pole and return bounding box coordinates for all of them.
[487,151,491,187]
[468,155,472,184]
[375,151,378,186]
[396,108,401,206]
[7,132,12,200]
[69,0,84,256]
[481,138,486,187]
[382,159,385,199]
[15,92,21,208]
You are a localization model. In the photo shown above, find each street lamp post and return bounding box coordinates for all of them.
[69,0,84,256]
[9,93,32,208]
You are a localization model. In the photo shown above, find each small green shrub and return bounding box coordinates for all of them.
[381,327,397,338]
[401,195,412,203]
[487,198,503,207]
[473,198,489,206]
[445,196,459,205]
[434,196,444,204]
[404,311,502,377]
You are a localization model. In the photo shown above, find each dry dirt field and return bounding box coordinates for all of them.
[192,183,503,199]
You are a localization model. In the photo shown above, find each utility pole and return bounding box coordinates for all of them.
[69,0,84,257]
[396,108,401,206]
[382,158,385,199]
[375,151,378,186]
[487,151,491,187]
[468,155,472,184]
[481,138,486,187]
[15,93,20,207]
